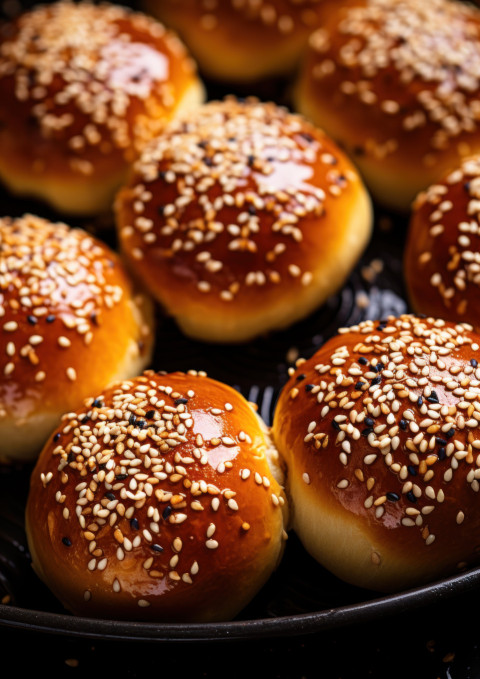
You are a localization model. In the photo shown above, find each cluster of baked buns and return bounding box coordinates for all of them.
[3,0,480,623]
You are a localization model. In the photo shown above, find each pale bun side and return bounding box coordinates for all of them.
[142,0,328,83]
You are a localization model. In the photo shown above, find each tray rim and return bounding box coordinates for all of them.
[1,563,479,643]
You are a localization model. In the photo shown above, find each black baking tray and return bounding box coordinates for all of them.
[1,0,479,646]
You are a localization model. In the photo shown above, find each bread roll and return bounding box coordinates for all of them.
[273,314,480,592]
[294,0,480,212]
[142,0,327,83]
[0,0,205,215]
[0,214,154,464]
[405,156,480,329]
[26,370,288,622]
[115,97,372,343]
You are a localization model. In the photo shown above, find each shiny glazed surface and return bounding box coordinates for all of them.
[26,371,287,622]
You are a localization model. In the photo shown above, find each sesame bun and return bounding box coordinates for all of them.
[142,0,327,83]
[405,157,480,329]
[273,314,480,592]
[294,0,480,212]
[0,214,154,464]
[26,370,288,622]
[0,1,205,216]
[115,97,373,343]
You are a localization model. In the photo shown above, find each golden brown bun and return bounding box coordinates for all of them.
[0,215,154,464]
[26,370,288,622]
[294,0,480,212]
[405,157,480,329]
[142,0,328,83]
[0,1,205,216]
[273,314,480,592]
[115,97,373,343]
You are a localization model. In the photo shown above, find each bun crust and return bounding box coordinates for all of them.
[26,370,287,622]
[405,156,480,329]
[0,1,205,215]
[142,0,327,83]
[273,314,480,592]
[115,97,372,343]
[0,215,153,464]
[294,0,480,211]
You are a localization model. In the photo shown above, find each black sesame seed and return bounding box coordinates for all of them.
[53,432,61,441]
[145,410,155,419]
[62,537,72,547]
[247,204,256,216]
[174,398,188,405]
[406,491,417,503]
[361,427,374,437]
[355,381,365,390]
[296,373,306,382]
[130,518,139,530]
[417,396,423,406]
[445,428,455,439]
[438,448,446,460]
[46,314,56,323]
[115,473,128,481]
[407,465,417,476]
[105,492,115,501]
[131,70,145,83]
[332,420,341,431]
[358,357,368,365]
[371,376,382,386]
[92,398,103,408]
[305,384,315,392]
[386,492,400,502]
[137,419,146,429]
[365,418,375,427]
[300,132,314,143]
[80,414,90,424]
[128,413,137,426]
[152,544,164,553]
[162,505,172,520]
[27,315,37,325]
[400,419,407,431]
[471,359,478,368]
[436,437,447,446]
